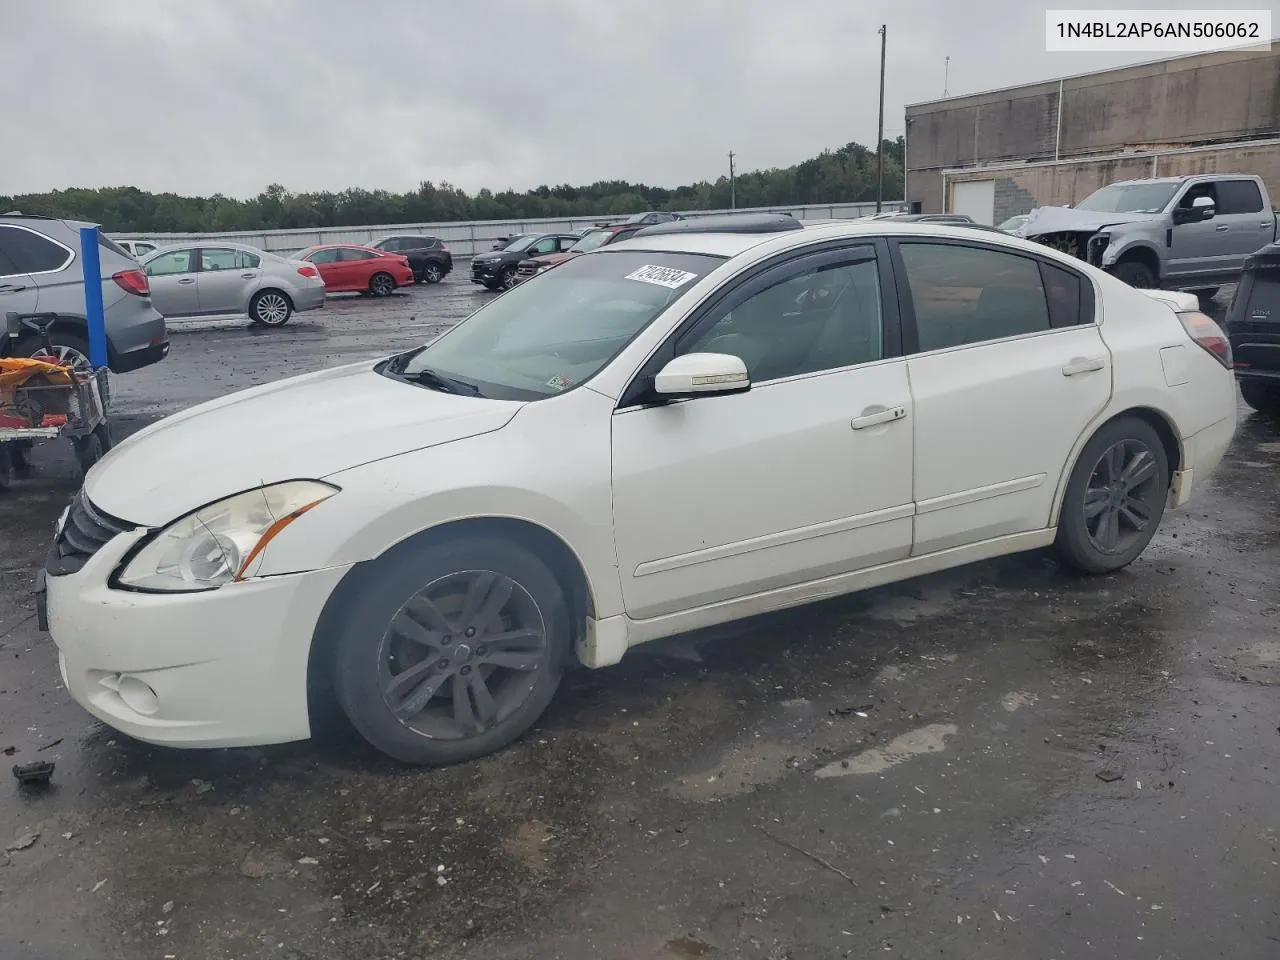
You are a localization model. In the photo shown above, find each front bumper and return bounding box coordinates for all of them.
[44,526,351,748]
[470,262,504,284]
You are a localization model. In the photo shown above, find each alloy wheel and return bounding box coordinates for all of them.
[501,269,519,290]
[424,265,442,283]
[378,570,548,740]
[31,343,91,375]
[1083,439,1162,554]
[371,274,394,296]
[255,293,290,325]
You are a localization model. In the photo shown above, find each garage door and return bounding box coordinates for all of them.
[951,180,995,225]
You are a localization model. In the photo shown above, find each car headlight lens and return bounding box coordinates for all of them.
[116,481,339,592]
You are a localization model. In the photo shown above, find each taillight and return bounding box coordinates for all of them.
[112,268,149,296]
[297,265,318,278]
[1178,310,1232,368]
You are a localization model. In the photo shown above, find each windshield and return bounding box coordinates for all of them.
[1074,182,1179,214]
[391,249,725,401]
[569,229,613,253]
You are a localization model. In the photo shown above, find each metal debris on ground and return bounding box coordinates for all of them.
[1096,769,1123,783]
[11,761,54,785]
[7,831,39,852]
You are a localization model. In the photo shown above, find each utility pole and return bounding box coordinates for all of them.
[728,151,736,209]
[876,25,886,214]
[944,55,950,97]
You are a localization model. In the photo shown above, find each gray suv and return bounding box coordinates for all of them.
[0,215,169,375]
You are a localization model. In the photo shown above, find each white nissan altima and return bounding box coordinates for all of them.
[40,214,1237,766]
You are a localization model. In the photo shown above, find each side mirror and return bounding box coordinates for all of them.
[1174,196,1216,224]
[653,353,750,397]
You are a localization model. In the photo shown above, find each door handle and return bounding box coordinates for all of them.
[851,405,907,430]
[177,278,195,284]
[241,272,258,279]
[1062,356,1105,376]
[1215,224,1229,232]
[0,283,26,293]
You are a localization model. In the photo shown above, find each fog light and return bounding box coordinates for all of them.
[117,675,159,716]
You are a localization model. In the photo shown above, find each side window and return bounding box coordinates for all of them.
[136,243,157,257]
[558,236,579,252]
[683,253,884,383]
[308,248,340,264]
[145,250,194,277]
[0,226,72,274]
[200,247,255,271]
[0,244,21,277]
[1216,180,1264,215]
[529,237,559,256]
[341,248,377,261]
[899,242,1051,352]
[1039,261,1087,327]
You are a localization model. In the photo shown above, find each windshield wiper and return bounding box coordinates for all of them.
[405,367,482,396]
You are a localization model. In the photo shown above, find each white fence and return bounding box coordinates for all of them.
[110,200,907,258]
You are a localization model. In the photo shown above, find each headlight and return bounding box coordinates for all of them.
[115,480,339,592]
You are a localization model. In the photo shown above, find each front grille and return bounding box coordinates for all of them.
[46,489,136,576]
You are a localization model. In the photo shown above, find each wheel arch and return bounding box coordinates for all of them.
[306,515,596,707]
[1109,243,1161,281]
[1050,404,1183,526]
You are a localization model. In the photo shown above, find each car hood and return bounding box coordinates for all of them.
[84,360,522,526]
[1022,206,1163,236]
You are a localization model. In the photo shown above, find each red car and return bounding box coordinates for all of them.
[292,244,415,297]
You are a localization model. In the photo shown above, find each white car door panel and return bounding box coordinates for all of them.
[894,239,1112,555]
[612,363,914,619]
[611,244,914,621]
[907,327,1110,553]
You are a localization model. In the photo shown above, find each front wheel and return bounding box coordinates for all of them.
[1240,381,1280,415]
[249,289,293,327]
[332,536,571,766]
[1108,260,1156,289]
[369,272,396,297]
[499,266,519,291]
[1055,417,1169,574]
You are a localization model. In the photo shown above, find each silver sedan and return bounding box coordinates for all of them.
[142,241,327,327]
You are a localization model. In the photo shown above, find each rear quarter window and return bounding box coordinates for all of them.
[0,225,74,274]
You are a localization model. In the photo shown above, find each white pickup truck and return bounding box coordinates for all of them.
[1020,174,1280,296]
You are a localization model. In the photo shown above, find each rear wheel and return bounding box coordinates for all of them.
[1055,417,1169,574]
[369,272,396,297]
[1109,260,1156,289]
[16,332,92,375]
[1194,287,1220,302]
[422,263,444,284]
[1240,381,1280,415]
[332,536,571,766]
[250,289,293,327]
[73,430,104,479]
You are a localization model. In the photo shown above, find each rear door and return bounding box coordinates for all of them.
[891,238,1112,554]
[339,247,380,289]
[0,226,41,326]
[1215,179,1275,264]
[196,247,262,315]
[143,248,200,317]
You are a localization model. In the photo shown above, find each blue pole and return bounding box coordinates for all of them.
[79,226,108,370]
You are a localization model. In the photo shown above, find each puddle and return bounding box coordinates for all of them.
[814,723,958,778]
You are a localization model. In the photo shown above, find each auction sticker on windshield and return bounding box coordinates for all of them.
[625,264,699,289]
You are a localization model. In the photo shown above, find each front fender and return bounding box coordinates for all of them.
[1098,231,1163,269]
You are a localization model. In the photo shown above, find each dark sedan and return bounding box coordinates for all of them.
[469,232,581,291]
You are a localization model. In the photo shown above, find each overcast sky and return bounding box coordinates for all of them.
[7,0,1278,198]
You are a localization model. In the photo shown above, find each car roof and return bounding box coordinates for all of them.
[605,217,1074,260]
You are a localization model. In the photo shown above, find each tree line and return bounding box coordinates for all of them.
[2,138,904,234]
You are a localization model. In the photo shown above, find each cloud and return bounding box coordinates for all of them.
[8,0,1277,198]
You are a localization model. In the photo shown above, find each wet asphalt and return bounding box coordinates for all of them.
[0,280,1277,960]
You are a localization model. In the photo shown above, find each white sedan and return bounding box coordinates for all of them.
[39,214,1237,766]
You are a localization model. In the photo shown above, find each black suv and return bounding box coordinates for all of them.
[368,236,453,284]
[1225,242,1280,416]
[470,233,581,291]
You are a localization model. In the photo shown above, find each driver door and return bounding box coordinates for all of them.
[610,243,915,621]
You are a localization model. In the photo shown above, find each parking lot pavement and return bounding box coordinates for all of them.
[1,283,1277,960]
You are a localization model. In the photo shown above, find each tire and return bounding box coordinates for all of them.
[73,430,104,479]
[1194,287,1220,301]
[1240,381,1280,415]
[499,266,519,291]
[369,272,396,297]
[16,332,92,376]
[250,289,293,327]
[1055,416,1170,575]
[422,263,444,284]
[0,444,14,492]
[1109,260,1156,289]
[331,535,571,766]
